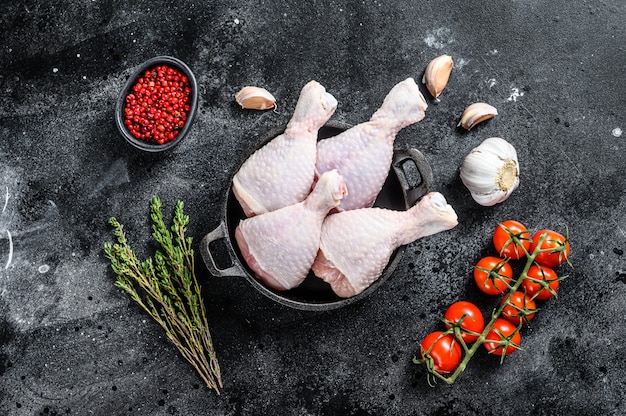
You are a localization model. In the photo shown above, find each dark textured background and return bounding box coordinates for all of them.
[1,1,625,415]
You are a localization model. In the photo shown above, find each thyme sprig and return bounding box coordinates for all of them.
[104,196,222,394]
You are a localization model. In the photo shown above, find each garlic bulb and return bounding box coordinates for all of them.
[459,137,519,206]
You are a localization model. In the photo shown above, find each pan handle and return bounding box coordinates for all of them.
[392,148,434,209]
[200,221,248,278]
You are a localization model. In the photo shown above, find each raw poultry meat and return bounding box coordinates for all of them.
[235,170,348,291]
[311,192,458,298]
[315,77,428,211]
[232,80,338,217]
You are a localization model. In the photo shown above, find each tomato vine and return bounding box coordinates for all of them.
[413,223,571,385]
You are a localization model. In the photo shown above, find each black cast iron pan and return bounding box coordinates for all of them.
[200,120,433,311]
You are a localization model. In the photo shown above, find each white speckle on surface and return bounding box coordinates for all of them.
[234,18,240,24]
[76,53,80,58]
[423,27,453,49]
[612,127,622,137]
[2,186,8,213]
[5,229,12,270]
[488,49,498,55]
[39,264,50,274]
[507,87,524,102]
[53,68,59,73]
[455,58,470,69]
[487,78,497,88]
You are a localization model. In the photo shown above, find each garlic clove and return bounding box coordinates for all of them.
[459,137,519,206]
[458,102,498,130]
[235,86,276,110]
[422,55,454,100]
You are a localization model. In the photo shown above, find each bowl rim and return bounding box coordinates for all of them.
[115,55,199,152]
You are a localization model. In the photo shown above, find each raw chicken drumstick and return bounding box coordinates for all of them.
[235,170,348,291]
[232,80,338,217]
[311,192,458,298]
[315,77,428,211]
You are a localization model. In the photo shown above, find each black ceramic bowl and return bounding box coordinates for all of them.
[115,56,198,152]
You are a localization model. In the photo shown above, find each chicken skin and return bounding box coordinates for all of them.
[233,80,338,217]
[315,78,427,211]
[312,192,457,298]
[235,170,347,291]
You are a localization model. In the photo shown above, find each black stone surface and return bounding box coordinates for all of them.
[1,1,625,415]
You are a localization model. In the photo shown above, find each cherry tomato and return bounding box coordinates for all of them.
[492,220,531,259]
[420,331,462,374]
[530,229,571,268]
[499,291,537,325]
[444,301,485,343]
[522,264,560,301]
[473,256,513,295]
[483,318,521,356]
